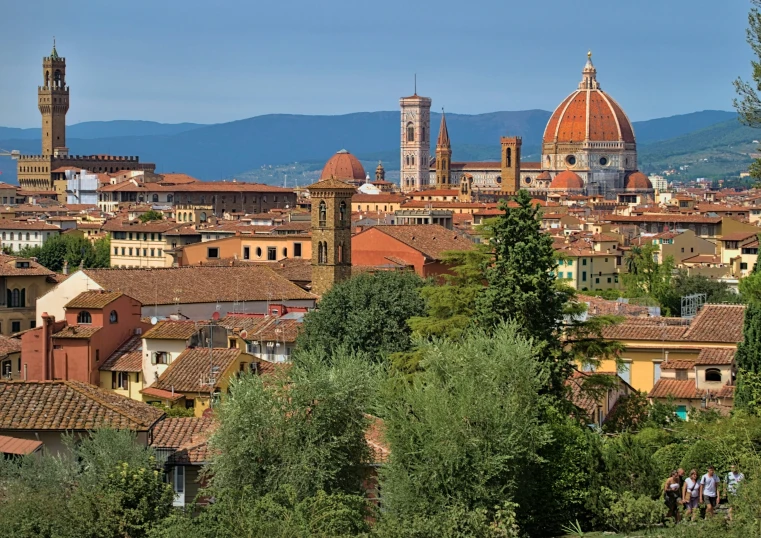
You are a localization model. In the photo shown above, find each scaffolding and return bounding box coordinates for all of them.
[681,293,706,319]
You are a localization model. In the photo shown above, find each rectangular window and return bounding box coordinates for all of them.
[1,360,11,378]
[185,399,195,409]
[128,248,133,256]
[654,362,662,384]
[567,260,573,266]
[676,405,688,420]
[152,352,170,365]
[114,247,118,255]
[676,370,688,380]
[595,278,600,284]
[620,362,631,385]
[742,262,749,270]
[207,247,219,259]
[11,321,20,333]
[243,246,250,260]
[582,271,587,281]
[267,247,276,261]
[143,249,148,257]
[566,272,572,279]
[607,277,611,283]
[121,247,125,256]
[294,243,302,257]
[173,465,185,507]
[150,248,155,257]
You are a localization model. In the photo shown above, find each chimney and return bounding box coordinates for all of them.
[62,260,68,275]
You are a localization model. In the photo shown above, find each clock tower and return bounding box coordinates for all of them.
[399,92,431,193]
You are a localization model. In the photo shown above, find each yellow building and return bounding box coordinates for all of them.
[597,304,744,416]
[98,335,143,401]
[351,194,405,213]
[554,245,622,291]
[141,347,254,417]
[103,219,182,268]
[0,255,60,335]
[173,234,311,266]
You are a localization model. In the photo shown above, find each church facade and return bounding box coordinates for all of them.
[399,53,652,198]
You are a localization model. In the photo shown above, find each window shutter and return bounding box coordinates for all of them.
[151,352,156,365]
[111,371,117,389]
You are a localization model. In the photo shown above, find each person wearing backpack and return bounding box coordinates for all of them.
[699,465,721,517]
[683,469,700,521]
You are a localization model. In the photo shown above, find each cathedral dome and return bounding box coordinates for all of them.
[320,149,366,181]
[543,53,635,145]
[624,171,653,191]
[549,170,584,190]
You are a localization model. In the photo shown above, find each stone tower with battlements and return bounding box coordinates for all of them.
[38,40,69,156]
[399,92,431,193]
[309,175,355,297]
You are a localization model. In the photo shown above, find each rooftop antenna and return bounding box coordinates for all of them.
[414,73,417,95]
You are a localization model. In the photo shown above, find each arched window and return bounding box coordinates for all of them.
[256,247,262,258]
[405,155,409,166]
[506,147,512,167]
[77,311,92,324]
[421,127,426,142]
[406,123,414,142]
[199,212,207,222]
[45,70,50,87]
[318,201,327,227]
[411,155,415,166]
[25,233,29,241]
[109,310,118,323]
[54,70,61,87]
[705,368,722,382]
[152,194,159,203]
[200,196,205,204]
[339,201,347,225]
[7,289,22,308]
[167,194,173,203]
[283,247,288,258]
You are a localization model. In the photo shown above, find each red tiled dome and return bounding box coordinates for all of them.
[550,170,584,190]
[543,55,635,145]
[320,149,366,180]
[625,171,653,191]
[536,171,552,181]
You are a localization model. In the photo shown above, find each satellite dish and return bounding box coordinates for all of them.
[239,330,248,340]
[212,311,220,321]
[150,317,158,325]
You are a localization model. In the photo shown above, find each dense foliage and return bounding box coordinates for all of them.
[297,271,426,362]
[139,210,165,223]
[18,233,110,272]
[734,0,761,178]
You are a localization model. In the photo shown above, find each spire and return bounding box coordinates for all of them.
[51,37,59,60]
[579,50,599,90]
[375,161,385,181]
[436,109,450,148]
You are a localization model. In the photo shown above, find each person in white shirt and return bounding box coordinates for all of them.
[725,464,745,520]
[700,465,721,516]
[682,469,700,520]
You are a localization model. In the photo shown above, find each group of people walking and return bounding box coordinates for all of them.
[664,465,745,522]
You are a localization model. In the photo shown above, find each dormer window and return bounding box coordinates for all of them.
[77,311,92,324]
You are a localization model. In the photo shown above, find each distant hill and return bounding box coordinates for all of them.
[0,109,745,184]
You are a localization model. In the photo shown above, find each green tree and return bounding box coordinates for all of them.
[297,271,426,362]
[408,248,489,340]
[207,352,374,503]
[35,234,102,273]
[16,245,42,259]
[139,210,164,223]
[659,272,742,316]
[622,243,674,305]
[377,323,551,531]
[93,234,111,268]
[736,264,761,411]
[735,0,761,179]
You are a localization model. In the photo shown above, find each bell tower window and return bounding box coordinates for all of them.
[407,123,415,142]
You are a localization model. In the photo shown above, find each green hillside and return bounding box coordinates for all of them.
[638,119,759,179]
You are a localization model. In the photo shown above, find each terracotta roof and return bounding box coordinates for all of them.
[695,347,736,365]
[257,360,292,376]
[682,305,745,343]
[0,220,61,231]
[65,290,124,309]
[157,173,200,185]
[550,170,584,190]
[625,172,653,191]
[151,417,213,449]
[100,181,291,194]
[140,386,183,401]
[607,214,722,224]
[543,66,635,144]
[52,325,101,339]
[681,254,722,264]
[450,161,501,170]
[649,379,704,400]
[715,384,735,399]
[410,189,460,197]
[142,320,199,341]
[307,177,358,191]
[102,219,182,233]
[218,315,302,343]
[152,348,241,393]
[0,434,43,455]
[0,255,54,277]
[719,231,758,242]
[83,265,316,305]
[318,150,366,181]
[272,221,311,233]
[0,380,164,431]
[167,432,211,465]
[360,225,473,261]
[351,194,406,203]
[100,335,143,372]
[0,336,21,358]
[661,359,696,370]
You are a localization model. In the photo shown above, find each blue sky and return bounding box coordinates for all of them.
[0,0,752,126]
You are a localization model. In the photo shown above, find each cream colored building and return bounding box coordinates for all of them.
[141,321,200,387]
[0,221,61,253]
[103,219,182,268]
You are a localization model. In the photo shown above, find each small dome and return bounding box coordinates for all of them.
[549,170,584,190]
[320,149,366,180]
[536,171,552,181]
[625,171,653,191]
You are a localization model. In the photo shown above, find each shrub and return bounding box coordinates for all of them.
[653,444,687,480]
[604,489,667,534]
